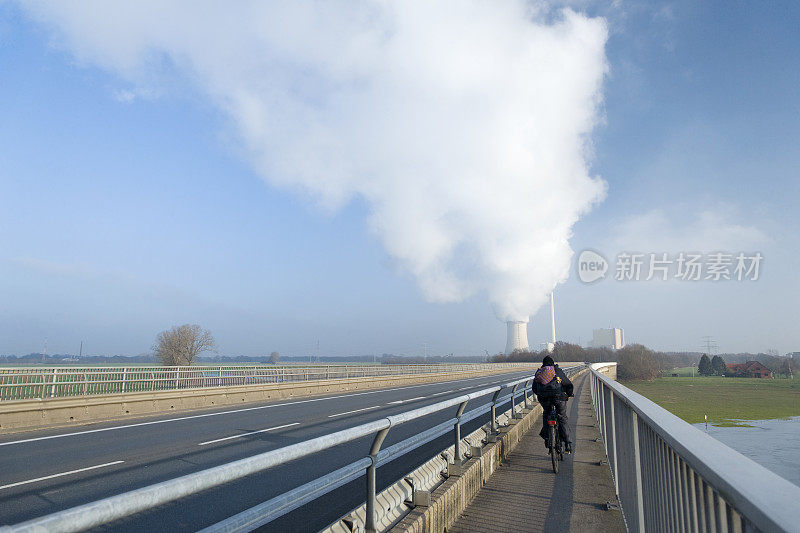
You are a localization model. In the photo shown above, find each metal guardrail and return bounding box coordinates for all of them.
[589,363,800,533]
[2,365,584,533]
[0,363,536,401]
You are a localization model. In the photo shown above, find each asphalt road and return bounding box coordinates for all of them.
[0,368,555,532]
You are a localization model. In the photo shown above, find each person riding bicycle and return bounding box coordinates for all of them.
[533,355,574,454]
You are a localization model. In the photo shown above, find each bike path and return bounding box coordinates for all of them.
[449,373,626,533]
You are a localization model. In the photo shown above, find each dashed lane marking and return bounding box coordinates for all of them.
[327,406,382,418]
[0,461,125,491]
[198,423,300,446]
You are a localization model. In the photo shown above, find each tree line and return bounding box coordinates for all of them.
[491,341,662,380]
[491,342,798,381]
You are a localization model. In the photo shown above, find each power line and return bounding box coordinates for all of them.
[700,336,718,354]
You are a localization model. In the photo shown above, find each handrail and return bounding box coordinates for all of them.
[590,364,800,532]
[2,365,584,533]
[0,363,539,401]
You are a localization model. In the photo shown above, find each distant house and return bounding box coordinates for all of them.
[724,361,772,378]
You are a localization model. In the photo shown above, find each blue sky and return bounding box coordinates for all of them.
[1,1,798,357]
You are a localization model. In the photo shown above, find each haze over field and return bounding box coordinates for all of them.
[1,1,798,356]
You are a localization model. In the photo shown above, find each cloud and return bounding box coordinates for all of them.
[112,89,136,103]
[20,1,609,322]
[608,206,770,252]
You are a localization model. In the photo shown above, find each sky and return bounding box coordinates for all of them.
[1,1,798,358]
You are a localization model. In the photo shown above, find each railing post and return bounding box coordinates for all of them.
[609,386,619,495]
[122,367,127,393]
[632,410,645,532]
[366,427,390,533]
[50,369,58,398]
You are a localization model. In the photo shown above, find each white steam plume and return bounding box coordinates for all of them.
[21,1,608,321]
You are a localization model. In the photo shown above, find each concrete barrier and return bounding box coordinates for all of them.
[592,361,617,379]
[0,367,530,433]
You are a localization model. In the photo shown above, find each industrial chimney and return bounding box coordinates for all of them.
[505,320,529,354]
[547,291,556,352]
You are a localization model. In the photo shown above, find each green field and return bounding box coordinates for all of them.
[662,366,697,377]
[622,376,800,427]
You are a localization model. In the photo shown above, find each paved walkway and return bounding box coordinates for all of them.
[449,373,626,533]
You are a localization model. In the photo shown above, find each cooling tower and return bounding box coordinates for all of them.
[505,320,529,354]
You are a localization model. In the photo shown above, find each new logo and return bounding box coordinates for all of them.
[577,250,608,283]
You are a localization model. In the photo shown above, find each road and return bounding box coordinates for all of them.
[0,368,552,532]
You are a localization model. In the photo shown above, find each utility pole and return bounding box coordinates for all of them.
[423,342,427,362]
[316,340,320,363]
[42,339,47,364]
[79,340,83,359]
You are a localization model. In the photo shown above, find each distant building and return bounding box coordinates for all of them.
[724,361,772,379]
[589,328,625,350]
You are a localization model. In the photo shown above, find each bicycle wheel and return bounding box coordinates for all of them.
[550,425,558,473]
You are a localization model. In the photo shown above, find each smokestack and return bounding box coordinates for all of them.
[547,292,556,353]
[505,321,529,354]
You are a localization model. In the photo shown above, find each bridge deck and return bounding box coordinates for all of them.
[449,373,626,533]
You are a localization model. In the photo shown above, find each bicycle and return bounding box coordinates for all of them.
[546,404,564,473]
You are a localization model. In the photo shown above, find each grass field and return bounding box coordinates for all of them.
[662,366,697,377]
[622,376,800,426]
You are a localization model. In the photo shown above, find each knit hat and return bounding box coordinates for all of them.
[542,355,555,366]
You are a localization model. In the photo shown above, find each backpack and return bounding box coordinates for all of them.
[534,366,562,399]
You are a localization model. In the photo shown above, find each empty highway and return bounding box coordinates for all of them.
[0,368,555,531]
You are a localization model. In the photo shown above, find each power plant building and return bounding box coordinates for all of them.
[589,328,625,350]
[505,321,529,354]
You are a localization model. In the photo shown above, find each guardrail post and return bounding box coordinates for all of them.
[510,384,519,419]
[487,390,501,442]
[122,367,127,393]
[523,379,530,407]
[366,427,390,533]
[452,400,469,470]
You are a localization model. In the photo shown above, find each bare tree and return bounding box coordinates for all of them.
[153,324,217,366]
[269,351,280,364]
[616,344,660,381]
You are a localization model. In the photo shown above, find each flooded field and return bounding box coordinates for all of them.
[694,416,800,487]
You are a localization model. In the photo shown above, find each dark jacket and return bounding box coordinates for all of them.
[533,364,574,401]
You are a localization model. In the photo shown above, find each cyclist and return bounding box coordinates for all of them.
[533,355,574,453]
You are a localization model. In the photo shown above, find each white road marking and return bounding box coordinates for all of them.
[327,406,382,418]
[429,390,455,397]
[198,423,300,446]
[0,461,124,491]
[387,396,427,405]
[0,371,532,448]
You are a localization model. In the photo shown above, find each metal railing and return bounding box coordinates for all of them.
[0,363,536,401]
[2,365,584,533]
[589,363,800,533]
